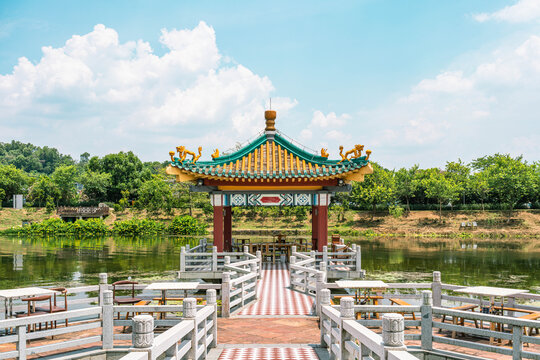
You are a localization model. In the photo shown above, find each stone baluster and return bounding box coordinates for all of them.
[322,246,328,268]
[432,271,442,308]
[183,298,197,359]
[421,290,433,351]
[207,289,218,348]
[256,250,262,279]
[212,246,218,271]
[315,270,326,316]
[102,290,114,350]
[221,272,231,318]
[180,247,186,272]
[319,289,331,347]
[340,297,355,359]
[99,273,108,306]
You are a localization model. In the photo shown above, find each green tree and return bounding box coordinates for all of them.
[0,188,5,207]
[480,154,536,215]
[51,165,77,205]
[27,175,60,207]
[394,165,419,212]
[445,160,470,206]
[88,151,145,202]
[0,164,29,199]
[0,141,73,174]
[78,171,111,202]
[137,177,174,213]
[469,171,490,211]
[422,170,461,221]
[350,163,395,218]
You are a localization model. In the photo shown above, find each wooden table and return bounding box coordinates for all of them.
[455,286,529,344]
[145,282,199,319]
[0,287,58,319]
[335,280,388,319]
[145,282,199,305]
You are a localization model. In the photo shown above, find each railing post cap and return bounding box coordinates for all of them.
[222,272,231,281]
[315,271,325,282]
[433,271,441,282]
[207,289,217,304]
[422,290,433,305]
[99,273,108,283]
[320,289,331,304]
[183,297,197,318]
[382,313,405,348]
[340,297,355,318]
[132,315,154,348]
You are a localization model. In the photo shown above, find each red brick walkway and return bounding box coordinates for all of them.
[238,263,314,316]
[219,347,318,360]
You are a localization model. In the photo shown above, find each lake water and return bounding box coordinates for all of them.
[0,235,538,292]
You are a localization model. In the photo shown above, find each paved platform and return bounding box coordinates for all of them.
[218,318,320,344]
[238,262,314,316]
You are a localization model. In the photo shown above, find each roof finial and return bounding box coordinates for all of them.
[265,109,276,132]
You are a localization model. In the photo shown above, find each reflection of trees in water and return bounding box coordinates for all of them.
[0,235,198,288]
[356,237,540,290]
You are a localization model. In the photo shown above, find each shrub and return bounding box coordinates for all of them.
[169,215,207,235]
[20,218,108,236]
[389,205,404,218]
[112,219,166,235]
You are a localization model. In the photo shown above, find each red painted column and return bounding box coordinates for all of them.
[316,205,328,252]
[213,205,224,252]
[224,206,232,252]
[311,205,318,250]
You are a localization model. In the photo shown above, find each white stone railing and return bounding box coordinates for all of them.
[117,291,218,360]
[319,291,417,360]
[180,240,262,276]
[220,253,260,317]
[0,289,218,360]
[0,306,103,360]
[319,289,540,360]
[293,244,362,272]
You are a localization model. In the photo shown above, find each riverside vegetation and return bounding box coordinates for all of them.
[1,141,540,238]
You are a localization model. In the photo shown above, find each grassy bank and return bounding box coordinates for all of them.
[2,207,540,238]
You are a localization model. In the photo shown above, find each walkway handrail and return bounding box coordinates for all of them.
[118,292,218,360]
[0,307,103,360]
[319,292,415,359]
[319,289,540,360]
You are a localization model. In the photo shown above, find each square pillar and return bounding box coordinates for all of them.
[213,206,224,252]
[311,205,319,250]
[224,206,232,252]
[316,205,328,252]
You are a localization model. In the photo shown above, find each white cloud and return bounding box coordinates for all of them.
[0,22,296,160]
[296,111,354,157]
[413,71,474,94]
[474,0,540,23]
[350,33,540,168]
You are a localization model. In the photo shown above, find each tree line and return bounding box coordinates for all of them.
[0,141,209,214]
[339,155,539,219]
[1,141,539,218]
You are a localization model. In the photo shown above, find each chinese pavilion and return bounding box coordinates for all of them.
[166,110,373,252]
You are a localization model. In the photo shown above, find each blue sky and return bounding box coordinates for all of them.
[1,0,540,168]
